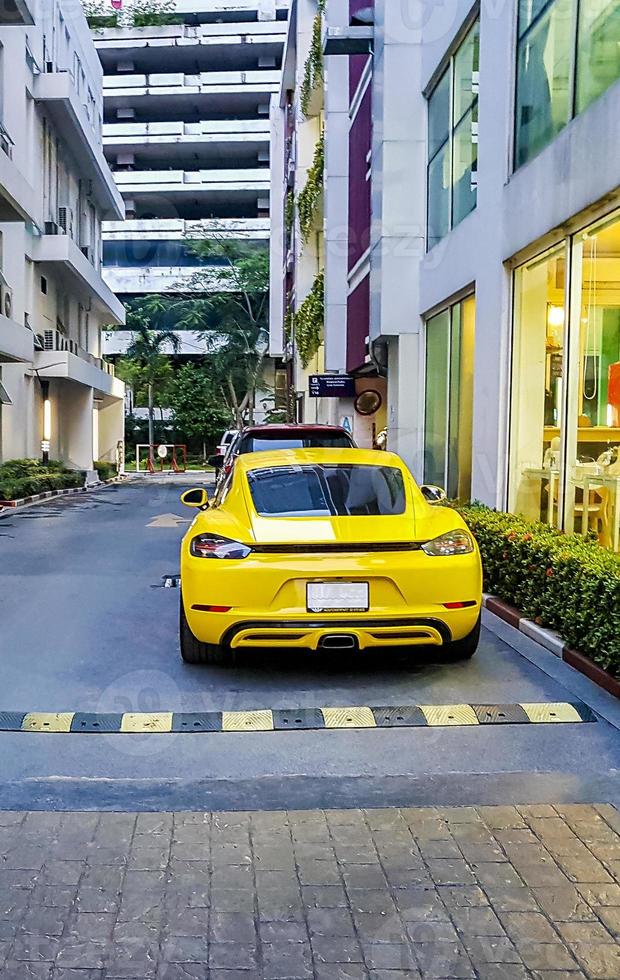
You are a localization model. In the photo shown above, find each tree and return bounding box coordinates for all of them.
[168,364,231,459]
[174,235,270,427]
[81,0,179,29]
[120,309,180,452]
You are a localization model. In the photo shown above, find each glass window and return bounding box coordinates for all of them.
[427,145,450,249]
[238,433,354,454]
[575,0,620,114]
[515,0,620,169]
[424,310,450,489]
[515,0,572,167]
[247,465,406,517]
[510,210,620,551]
[509,247,567,523]
[428,71,450,158]
[564,213,620,549]
[453,21,479,123]
[427,19,479,248]
[424,296,475,499]
[452,104,478,226]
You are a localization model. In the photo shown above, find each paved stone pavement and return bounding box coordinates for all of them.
[1,804,620,979]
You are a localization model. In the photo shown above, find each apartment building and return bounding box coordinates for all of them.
[92,1,286,295]
[90,0,288,420]
[0,0,125,472]
[272,0,620,552]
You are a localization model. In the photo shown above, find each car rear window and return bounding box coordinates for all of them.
[247,464,406,517]
[238,433,353,453]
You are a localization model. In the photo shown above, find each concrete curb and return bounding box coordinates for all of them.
[482,593,620,700]
[0,475,125,511]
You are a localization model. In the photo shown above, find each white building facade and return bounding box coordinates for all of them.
[93,1,287,295]
[0,0,126,472]
[272,0,620,551]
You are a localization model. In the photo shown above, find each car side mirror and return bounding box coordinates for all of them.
[421,484,447,504]
[208,454,224,469]
[180,488,209,509]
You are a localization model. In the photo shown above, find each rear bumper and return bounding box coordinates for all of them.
[183,605,481,650]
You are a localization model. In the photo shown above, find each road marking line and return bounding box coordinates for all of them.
[119,712,174,733]
[22,712,75,733]
[222,710,274,732]
[321,707,376,729]
[0,704,595,735]
[420,704,480,726]
[519,702,583,724]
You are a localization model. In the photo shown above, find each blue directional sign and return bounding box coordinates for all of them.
[309,375,356,398]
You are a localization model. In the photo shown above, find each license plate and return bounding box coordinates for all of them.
[307,582,369,613]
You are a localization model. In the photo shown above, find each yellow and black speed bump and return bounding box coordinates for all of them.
[0,701,596,734]
[373,706,428,727]
[273,708,326,730]
[172,711,222,733]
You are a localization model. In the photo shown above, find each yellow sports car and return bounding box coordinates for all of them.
[179,448,482,665]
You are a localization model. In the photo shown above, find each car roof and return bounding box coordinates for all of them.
[235,447,405,471]
[241,424,350,435]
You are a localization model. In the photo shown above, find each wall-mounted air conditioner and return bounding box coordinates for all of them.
[0,283,13,321]
[58,207,73,236]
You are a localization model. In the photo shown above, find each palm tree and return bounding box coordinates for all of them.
[125,323,180,455]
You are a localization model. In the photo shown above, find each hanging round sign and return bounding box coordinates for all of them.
[157,444,168,459]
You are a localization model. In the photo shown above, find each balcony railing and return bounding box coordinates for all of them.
[39,330,115,377]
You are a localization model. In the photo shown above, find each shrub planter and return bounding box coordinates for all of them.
[482,594,620,700]
[0,476,124,510]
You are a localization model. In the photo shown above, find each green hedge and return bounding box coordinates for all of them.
[0,460,85,501]
[459,504,620,678]
[94,460,117,482]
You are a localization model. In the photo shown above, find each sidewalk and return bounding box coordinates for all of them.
[0,804,619,979]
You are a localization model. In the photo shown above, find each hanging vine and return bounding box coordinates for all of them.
[283,297,294,343]
[297,130,324,243]
[294,271,324,368]
[285,189,295,237]
[300,3,325,117]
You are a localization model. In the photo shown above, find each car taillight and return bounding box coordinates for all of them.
[421,530,474,557]
[190,534,252,559]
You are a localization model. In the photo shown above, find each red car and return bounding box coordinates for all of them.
[210,423,356,488]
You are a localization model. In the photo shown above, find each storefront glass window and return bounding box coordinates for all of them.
[426,20,479,249]
[509,246,567,523]
[424,296,475,499]
[564,213,620,548]
[575,0,620,114]
[515,0,620,169]
[510,210,620,550]
[424,310,450,489]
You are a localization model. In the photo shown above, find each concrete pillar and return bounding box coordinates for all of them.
[387,333,423,478]
[98,396,125,466]
[57,384,95,471]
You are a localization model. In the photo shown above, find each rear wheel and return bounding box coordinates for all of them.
[444,615,481,661]
[179,596,228,666]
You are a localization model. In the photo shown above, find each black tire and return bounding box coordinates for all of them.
[179,596,228,666]
[444,615,481,661]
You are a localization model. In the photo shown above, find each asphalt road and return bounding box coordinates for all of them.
[1,477,619,812]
